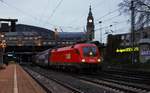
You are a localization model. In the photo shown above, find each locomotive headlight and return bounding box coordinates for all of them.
[81,59,85,62]
[89,52,93,55]
[97,59,101,62]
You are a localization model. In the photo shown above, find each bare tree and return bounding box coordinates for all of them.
[119,0,150,29]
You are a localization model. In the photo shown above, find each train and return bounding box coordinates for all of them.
[32,43,102,71]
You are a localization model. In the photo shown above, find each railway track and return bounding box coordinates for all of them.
[60,70,150,93]
[103,69,150,81]
[81,69,150,92]
[72,75,150,93]
[23,65,150,93]
[81,68,150,92]
[23,65,120,93]
[97,71,150,85]
[23,66,83,93]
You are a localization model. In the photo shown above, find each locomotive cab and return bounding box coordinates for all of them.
[73,44,101,70]
[81,46,101,63]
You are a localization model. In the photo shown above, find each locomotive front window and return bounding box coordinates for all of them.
[83,47,97,57]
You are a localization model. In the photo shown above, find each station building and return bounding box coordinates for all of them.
[106,27,150,64]
[0,6,95,63]
[0,5,95,47]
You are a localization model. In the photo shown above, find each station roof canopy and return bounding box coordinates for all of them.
[0,18,18,22]
[5,31,39,37]
[15,24,55,39]
[58,32,86,40]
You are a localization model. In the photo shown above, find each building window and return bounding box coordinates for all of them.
[62,42,65,44]
[34,37,38,40]
[13,37,17,40]
[43,42,47,45]
[143,32,148,38]
[29,37,33,40]
[9,37,13,40]
[48,42,52,44]
[24,37,28,40]
[121,35,125,40]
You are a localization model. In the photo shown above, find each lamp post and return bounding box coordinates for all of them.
[109,25,113,32]
[54,28,58,46]
[99,21,102,43]
[1,40,6,64]
[0,34,6,65]
[131,0,135,64]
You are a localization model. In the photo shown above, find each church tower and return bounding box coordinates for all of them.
[86,5,95,41]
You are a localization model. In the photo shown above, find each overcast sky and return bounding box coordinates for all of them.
[0,0,131,43]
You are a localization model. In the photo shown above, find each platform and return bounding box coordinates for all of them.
[0,64,46,93]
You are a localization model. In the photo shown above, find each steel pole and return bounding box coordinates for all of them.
[131,0,135,64]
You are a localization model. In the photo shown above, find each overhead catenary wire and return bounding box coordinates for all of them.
[95,13,122,26]
[95,8,120,23]
[0,1,38,21]
[68,7,121,31]
[56,0,122,32]
[39,0,51,27]
[90,0,106,10]
[60,17,128,32]
[62,12,125,32]
[0,0,129,33]
[67,0,106,28]
[58,7,128,32]
[114,26,130,33]
[42,0,64,28]
[95,19,129,31]
[49,0,64,20]
[0,0,57,28]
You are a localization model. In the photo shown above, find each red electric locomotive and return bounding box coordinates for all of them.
[34,43,102,70]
